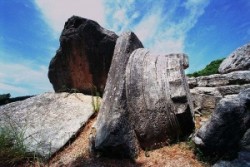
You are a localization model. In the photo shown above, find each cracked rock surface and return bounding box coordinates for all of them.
[0,92,94,159]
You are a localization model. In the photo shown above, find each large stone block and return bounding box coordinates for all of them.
[92,32,143,158]
[188,71,250,88]
[126,49,194,149]
[48,16,118,95]
[0,92,94,159]
[92,43,195,159]
[194,88,250,153]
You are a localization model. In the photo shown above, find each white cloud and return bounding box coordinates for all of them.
[103,0,141,33]
[34,0,105,35]
[182,0,210,29]
[134,12,161,43]
[35,0,210,54]
[114,9,126,23]
[0,62,52,96]
[103,0,210,54]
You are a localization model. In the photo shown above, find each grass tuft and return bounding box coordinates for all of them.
[0,126,40,166]
[91,86,101,113]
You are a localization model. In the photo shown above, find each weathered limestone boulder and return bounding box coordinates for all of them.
[0,92,94,159]
[188,77,198,89]
[48,16,118,95]
[126,49,195,149]
[190,84,250,113]
[217,84,250,96]
[190,87,222,113]
[188,71,250,113]
[188,71,250,88]
[91,45,195,158]
[92,32,143,158]
[194,88,250,153]
[190,87,221,97]
[219,43,250,74]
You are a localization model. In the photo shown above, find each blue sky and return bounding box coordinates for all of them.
[0,0,249,97]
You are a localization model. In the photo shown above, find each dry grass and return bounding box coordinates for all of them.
[45,116,208,167]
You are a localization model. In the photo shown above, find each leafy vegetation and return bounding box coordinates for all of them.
[0,93,33,106]
[0,93,11,105]
[187,58,225,77]
[0,93,11,100]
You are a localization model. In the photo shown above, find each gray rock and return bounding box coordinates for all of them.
[0,92,94,159]
[190,85,250,113]
[188,71,250,88]
[188,77,198,89]
[190,87,221,96]
[191,93,222,113]
[197,74,229,87]
[219,43,250,74]
[126,49,195,149]
[48,16,118,95]
[189,84,219,114]
[224,94,238,99]
[241,129,250,151]
[194,88,250,153]
[213,151,250,167]
[227,71,250,84]
[92,32,143,158]
[217,84,250,96]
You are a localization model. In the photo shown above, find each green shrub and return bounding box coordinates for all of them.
[0,93,10,100]
[0,94,33,106]
[0,93,11,105]
[187,58,225,77]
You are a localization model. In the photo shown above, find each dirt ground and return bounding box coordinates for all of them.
[43,115,209,167]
